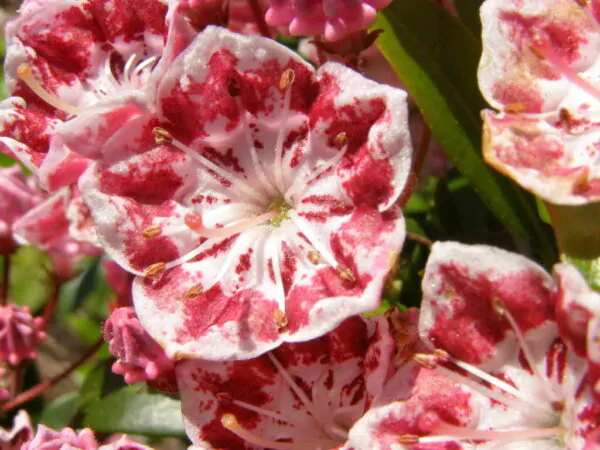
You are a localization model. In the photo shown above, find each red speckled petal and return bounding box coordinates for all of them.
[483,110,600,205]
[479,0,600,113]
[587,314,600,403]
[420,242,557,368]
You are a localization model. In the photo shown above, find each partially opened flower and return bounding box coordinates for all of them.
[22,426,97,450]
[79,26,411,360]
[479,0,600,204]
[265,0,392,41]
[0,165,40,254]
[104,306,175,385]
[13,187,101,280]
[0,304,45,367]
[0,410,34,449]
[0,0,191,190]
[176,315,417,449]
[345,242,600,449]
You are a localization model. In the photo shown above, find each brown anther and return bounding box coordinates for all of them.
[413,353,438,369]
[307,251,320,265]
[552,401,565,412]
[559,108,575,129]
[141,225,162,238]
[16,63,32,78]
[144,262,166,277]
[185,283,204,299]
[433,348,450,362]
[279,68,296,90]
[491,297,506,316]
[274,309,288,331]
[227,77,241,97]
[397,434,420,444]
[529,45,546,60]
[575,0,588,6]
[572,168,591,195]
[504,103,527,114]
[153,127,173,144]
[337,265,356,283]
[333,132,348,148]
[221,413,238,428]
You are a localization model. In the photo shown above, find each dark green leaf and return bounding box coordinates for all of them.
[83,386,186,437]
[453,0,484,38]
[375,0,555,266]
[39,393,79,429]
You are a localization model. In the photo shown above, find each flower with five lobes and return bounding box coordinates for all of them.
[76,26,412,360]
[479,0,600,205]
[344,242,600,449]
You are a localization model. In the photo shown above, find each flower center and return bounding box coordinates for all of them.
[267,198,292,227]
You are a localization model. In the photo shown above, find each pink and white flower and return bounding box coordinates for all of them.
[78,26,411,360]
[22,426,97,450]
[0,0,189,190]
[0,410,34,449]
[479,0,600,204]
[0,165,40,254]
[0,304,45,367]
[264,0,392,42]
[176,315,417,449]
[345,242,600,449]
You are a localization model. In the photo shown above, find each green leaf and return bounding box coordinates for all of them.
[7,246,51,312]
[375,0,555,266]
[84,386,186,437]
[38,393,79,429]
[563,255,600,292]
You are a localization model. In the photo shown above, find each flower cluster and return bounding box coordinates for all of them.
[0,0,598,449]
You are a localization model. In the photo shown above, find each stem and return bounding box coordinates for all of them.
[406,232,433,248]
[246,0,271,38]
[397,124,431,208]
[1,253,11,305]
[41,278,62,331]
[1,338,103,412]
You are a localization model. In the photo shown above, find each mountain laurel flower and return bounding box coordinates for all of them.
[0,304,45,367]
[479,0,600,204]
[0,0,191,190]
[176,315,419,449]
[345,242,600,449]
[264,0,392,41]
[78,26,412,360]
[22,426,97,450]
[104,307,175,385]
[0,410,33,449]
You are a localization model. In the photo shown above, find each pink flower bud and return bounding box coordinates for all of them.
[0,304,45,366]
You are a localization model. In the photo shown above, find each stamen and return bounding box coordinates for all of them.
[153,127,264,203]
[184,284,204,299]
[337,266,356,283]
[397,434,420,444]
[144,262,166,277]
[274,69,296,192]
[289,212,340,269]
[307,251,320,264]
[530,38,600,101]
[274,309,288,331]
[141,225,162,238]
[231,399,293,423]
[492,298,557,400]
[267,232,286,312]
[184,211,278,239]
[123,54,138,85]
[133,56,158,77]
[17,64,81,115]
[220,414,297,450]
[164,237,220,270]
[421,419,564,443]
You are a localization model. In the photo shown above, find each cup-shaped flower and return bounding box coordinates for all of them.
[78,26,412,360]
[176,315,417,448]
[344,242,600,449]
[479,0,600,204]
[0,410,33,449]
[22,426,97,450]
[104,306,175,385]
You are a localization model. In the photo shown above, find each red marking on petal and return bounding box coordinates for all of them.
[235,248,253,275]
[545,338,568,383]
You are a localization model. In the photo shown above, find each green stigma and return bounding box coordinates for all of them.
[267,199,292,227]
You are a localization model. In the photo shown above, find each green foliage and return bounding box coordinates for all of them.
[374,0,555,266]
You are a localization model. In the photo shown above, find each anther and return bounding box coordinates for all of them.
[337,265,356,283]
[144,262,166,277]
[274,310,288,331]
[504,103,527,114]
[16,63,32,78]
[333,132,348,148]
[413,353,438,369]
[153,127,173,144]
[397,434,420,444]
[529,45,546,60]
[227,77,241,97]
[141,225,162,238]
[279,69,296,90]
[491,297,506,315]
[185,284,204,299]
[433,348,450,362]
[307,251,320,265]
[221,413,239,429]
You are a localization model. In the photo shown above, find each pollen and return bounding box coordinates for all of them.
[267,198,292,227]
[141,225,162,238]
[307,251,320,264]
[185,284,204,299]
[152,127,173,144]
[144,262,166,277]
[274,309,288,331]
[397,434,420,444]
[333,132,348,148]
[337,265,356,283]
[279,68,296,90]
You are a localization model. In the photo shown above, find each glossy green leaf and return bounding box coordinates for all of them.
[375,0,555,266]
[38,393,79,429]
[84,386,186,437]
